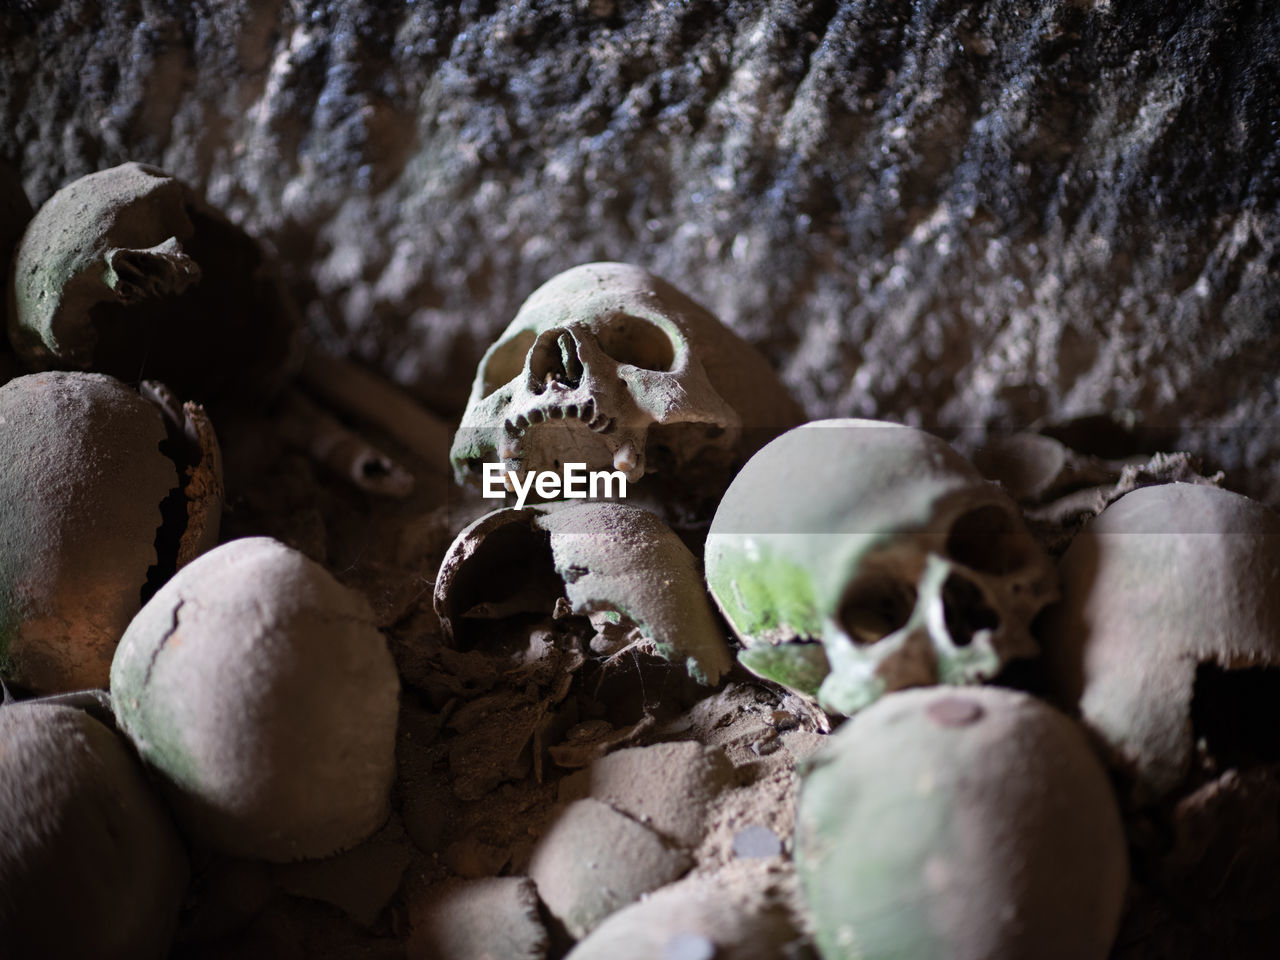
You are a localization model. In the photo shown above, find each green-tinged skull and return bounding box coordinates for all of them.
[705,420,1057,716]
[795,686,1128,960]
[8,162,298,404]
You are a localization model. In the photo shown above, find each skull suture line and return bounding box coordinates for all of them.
[705,420,1058,716]
[451,263,803,497]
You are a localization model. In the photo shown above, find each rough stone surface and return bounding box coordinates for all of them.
[1,161,32,354]
[3,2,1279,499]
[410,876,549,960]
[528,796,693,939]
[558,740,736,848]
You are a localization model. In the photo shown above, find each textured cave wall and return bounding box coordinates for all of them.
[3,0,1279,499]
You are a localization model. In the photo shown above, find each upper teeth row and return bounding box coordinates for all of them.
[505,398,612,436]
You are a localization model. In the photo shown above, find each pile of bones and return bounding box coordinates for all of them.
[3,163,1280,960]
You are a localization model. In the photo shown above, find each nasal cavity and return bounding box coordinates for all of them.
[941,573,1000,647]
[528,328,584,394]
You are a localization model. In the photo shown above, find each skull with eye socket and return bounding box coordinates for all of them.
[450,263,804,509]
[705,420,1059,717]
[8,162,298,406]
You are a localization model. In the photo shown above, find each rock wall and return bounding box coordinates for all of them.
[3,0,1278,498]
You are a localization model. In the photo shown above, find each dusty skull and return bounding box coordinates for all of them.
[0,702,189,960]
[1041,482,1280,804]
[795,686,1128,960]
[0,371,222,693]
[451,262,803,497]
[705,420,1057,716]
[110,537,400,862]
[7,162,298,405]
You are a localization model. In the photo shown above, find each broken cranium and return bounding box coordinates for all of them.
[450,262,803,505]
[7,162,298,405]
[434,500,732,686]
[704,420,1058,716]
[0,371,222,693]
[1041,482,1280,804]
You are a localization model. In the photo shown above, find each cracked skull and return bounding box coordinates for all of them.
[7,162,298,405]
[451,262,803,496]
[705,420,1058,716]
[0,371,222,694]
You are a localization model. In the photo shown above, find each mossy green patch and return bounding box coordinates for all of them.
[797,701,957,960]
[738,643,830,697]
[707,546,824,642]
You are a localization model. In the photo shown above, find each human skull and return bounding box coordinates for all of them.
[705,420,1058,716]
[1041,482,1280,804]
[7,162,298,405]
[795,686,1128,960]
[0,702,189,960]
[451,262,803,497]
[110,537,400,862]
[0,371,222,694]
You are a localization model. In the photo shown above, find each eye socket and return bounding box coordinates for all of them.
[479,330,536,398]
[596,314,676,372]
[945,504,1031,575]
[838,574,916,645]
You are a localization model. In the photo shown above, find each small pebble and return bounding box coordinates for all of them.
[926,696,985,728]
[665,931,717,960]
[750,727,781,755]
[769,710,800,731]
[732,824,783,859]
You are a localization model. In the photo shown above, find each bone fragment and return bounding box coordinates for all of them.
[274,389,414,498]
[301,349,451,472]
[139,379,224,566]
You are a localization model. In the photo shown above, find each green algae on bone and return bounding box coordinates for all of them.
[704,546,825,642]
[704,419,1058,716]
[738,643,830,698]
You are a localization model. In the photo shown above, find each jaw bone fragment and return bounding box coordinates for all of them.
[434,500,732,686]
